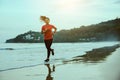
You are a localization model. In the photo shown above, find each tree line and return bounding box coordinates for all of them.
[6,18,120,43]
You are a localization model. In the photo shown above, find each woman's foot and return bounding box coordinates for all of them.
[51,49,54,56]
[44,59,49,62]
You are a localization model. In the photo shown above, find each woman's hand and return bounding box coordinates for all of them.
[44,28,48,32]
[43,28,49,33]
[53,27,57,33]
[41,28,48,34]
[52,28,57,35]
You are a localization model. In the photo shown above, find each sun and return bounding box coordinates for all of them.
[54,0,80,14]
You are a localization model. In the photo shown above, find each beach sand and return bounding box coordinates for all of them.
[0,46,120,80]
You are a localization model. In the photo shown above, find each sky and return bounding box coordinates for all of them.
[0,0,120,42]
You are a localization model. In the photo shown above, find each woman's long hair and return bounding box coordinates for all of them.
[40,16,50,22]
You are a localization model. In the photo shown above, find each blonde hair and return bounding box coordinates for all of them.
[40,16,50,21]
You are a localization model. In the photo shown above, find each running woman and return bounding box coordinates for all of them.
[40,16,57,62]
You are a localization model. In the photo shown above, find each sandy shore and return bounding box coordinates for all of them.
[0,44,120,80]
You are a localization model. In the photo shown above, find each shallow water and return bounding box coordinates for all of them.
[0,42,119,71]
[0,42,120,80]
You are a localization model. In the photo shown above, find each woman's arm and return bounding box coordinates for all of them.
[53,27,57,33]
[41,28,48,34]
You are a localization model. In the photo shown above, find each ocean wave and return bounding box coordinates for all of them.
[0,48,14,50]
[0,64,41,72]
[0,47,40,50]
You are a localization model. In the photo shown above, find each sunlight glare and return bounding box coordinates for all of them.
[54,0,82,14]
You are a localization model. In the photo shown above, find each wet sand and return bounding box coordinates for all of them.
[0,44,120,80]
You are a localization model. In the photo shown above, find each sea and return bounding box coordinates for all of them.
[0,42,119,72]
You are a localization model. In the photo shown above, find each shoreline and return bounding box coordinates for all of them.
[63,44,120,63]
[0,44,120,80]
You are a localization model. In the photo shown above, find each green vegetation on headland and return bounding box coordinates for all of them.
[6,18,120,43]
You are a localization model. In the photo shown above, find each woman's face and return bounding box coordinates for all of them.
[44,18,50,24]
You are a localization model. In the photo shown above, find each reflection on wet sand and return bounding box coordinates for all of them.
[45,64,55,80]
[63,44,120,63]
